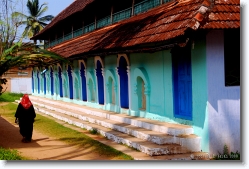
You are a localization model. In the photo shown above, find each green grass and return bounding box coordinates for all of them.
[213,145,240,160]
[0,147,27,160]
[0,101,134,160]
[0,92,23,102]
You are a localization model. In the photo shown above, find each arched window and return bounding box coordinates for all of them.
[118,56,129,108]
[96,60,104,104]
[137,77,146,110]
[134,67,150,112]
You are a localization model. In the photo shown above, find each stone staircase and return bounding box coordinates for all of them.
[16,95,206,159]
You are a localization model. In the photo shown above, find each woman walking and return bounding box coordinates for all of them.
[15,94,36,143]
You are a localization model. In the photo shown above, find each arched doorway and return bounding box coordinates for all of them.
[58,67,63,97]
[50,67,54,95]
[80,62,87,101]
[118,56,129,108]
[67,65,73,99]
[96,60,104,104]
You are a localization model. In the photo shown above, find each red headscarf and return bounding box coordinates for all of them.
[20,94,33,109]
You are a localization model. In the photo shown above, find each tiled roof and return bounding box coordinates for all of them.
[41,0,239,58]
[200,0,240,29]
[36,0,94,35]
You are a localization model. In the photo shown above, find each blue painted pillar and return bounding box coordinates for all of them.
[80,63,87,101]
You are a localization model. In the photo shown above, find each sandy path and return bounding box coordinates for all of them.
[0,110,109,160]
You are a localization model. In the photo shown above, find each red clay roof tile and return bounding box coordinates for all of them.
[37,0,94,36]
[40,0,239,58]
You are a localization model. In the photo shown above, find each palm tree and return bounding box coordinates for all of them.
[13,0,54,39]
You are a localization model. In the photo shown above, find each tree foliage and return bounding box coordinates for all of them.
[12,0,54,39]
[0,41,69,95]
[0,0,25,50]
[0,0,69,95]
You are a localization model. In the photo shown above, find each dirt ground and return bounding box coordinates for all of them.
[0,102,128,160]
[0,115,111,160]
[0,102,196,161]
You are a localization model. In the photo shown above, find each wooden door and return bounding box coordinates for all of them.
[172,46,192,120]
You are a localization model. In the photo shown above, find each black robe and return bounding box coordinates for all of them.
[15,104,36,140]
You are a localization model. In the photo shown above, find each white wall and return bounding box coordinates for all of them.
[11,78,32,94]
[206,30,240,156]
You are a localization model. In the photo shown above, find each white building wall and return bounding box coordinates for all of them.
[206,30,240,156]
[11,78,32,94]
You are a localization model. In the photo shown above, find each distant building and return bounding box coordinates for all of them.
[31,0,240,155]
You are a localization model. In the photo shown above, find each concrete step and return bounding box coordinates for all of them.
[32,105,192,156]
[26,96,201,152]
[28,95,194,136]
[16,95,202,155]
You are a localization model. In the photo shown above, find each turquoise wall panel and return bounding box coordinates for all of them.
[191,38,208,152]
[130,50,174,119]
